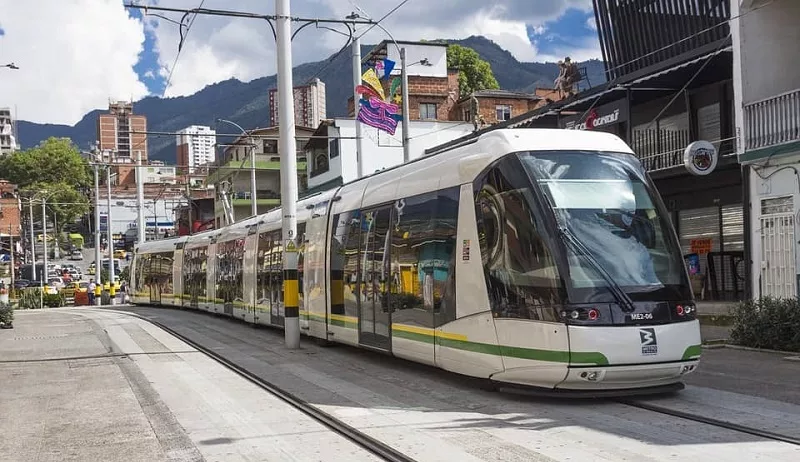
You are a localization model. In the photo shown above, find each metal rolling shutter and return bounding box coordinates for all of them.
[679,207,721,256]
[721,204,744,251]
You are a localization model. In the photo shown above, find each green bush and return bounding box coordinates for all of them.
[0,302,13,328]
[43,293,65,308]
[729,297,800,352]
[18,288,43,310]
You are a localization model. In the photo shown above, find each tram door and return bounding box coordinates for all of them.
[358,206,392,351]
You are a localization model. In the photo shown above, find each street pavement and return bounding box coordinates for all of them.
[0,309,381,462]
[60,305,800,461]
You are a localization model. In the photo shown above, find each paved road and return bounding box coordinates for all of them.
[84,305,800,462]
[0,309,381,462]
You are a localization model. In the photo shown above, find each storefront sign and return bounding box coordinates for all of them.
[690,238,713,255]
[561,99,629,131]
[684,140,718,176]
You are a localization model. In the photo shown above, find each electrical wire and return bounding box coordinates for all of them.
[160,0,206,98]
[354,0,411,41]
[641,34,732,132]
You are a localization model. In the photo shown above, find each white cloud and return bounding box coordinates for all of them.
[535,36,602,63]
[147,0,596,97]
[586,17,598,30]
[0,0,148,125]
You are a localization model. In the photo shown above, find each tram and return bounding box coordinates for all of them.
[131,128,701,392]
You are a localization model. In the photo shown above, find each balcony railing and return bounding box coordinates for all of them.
[744,88,800,151]
[633,128,735,172]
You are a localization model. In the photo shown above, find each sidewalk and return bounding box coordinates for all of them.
[0,309,380,462]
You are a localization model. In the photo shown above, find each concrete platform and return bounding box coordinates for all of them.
[80,305,800,462]
[0,310,380,462]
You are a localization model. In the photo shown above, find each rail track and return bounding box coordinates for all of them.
[92,308,417,462]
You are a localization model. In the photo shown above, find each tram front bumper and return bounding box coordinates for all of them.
[555,359,700,391]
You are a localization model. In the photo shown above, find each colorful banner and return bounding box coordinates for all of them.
[355,58,402,135]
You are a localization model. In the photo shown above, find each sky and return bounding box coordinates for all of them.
[0,0,601,126]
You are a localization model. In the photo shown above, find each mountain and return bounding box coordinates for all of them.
[17,36,606,163]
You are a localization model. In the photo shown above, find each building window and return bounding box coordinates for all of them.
[329,139,339,158]
[263,139,278,154]
[420,103,437,120]
[496,105,511,121]
[463,109,471,122]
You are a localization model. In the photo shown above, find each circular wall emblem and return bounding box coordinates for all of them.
[683,140,718,176]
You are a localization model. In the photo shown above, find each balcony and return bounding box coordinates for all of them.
[633,128,691,172]
[744,89,800,151]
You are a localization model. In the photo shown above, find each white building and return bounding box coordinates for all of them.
[99,195,187,241]
[0,108,18,155]
[304,118,474,193]
[176,125,216,173]
[732,0,800,298]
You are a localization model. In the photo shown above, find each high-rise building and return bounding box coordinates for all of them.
[269,78,326,128]
[96,101,147,185]
[0,108,18,155]
[176,125,216,173]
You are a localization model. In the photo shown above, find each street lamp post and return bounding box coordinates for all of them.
[93,162,102,305]
[217,119,257,217]
[348,14,366,179]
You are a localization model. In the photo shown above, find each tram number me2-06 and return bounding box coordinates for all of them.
[631,312,654,320]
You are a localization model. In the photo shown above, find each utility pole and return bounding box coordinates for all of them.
[42,198,48,291]
[106,168,116,305]
[93,163,101,305]
[351,20,365,179]
[276,0,300,349]
[28,201,34,267]
[400,47,410,163]
[137,151,145,245]
[250,141,257,216]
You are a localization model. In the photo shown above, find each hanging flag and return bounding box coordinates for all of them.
[388,77,401,100]
[360,68,385,100]
[357,97,399,135]
[355,84,382,101]
[377,59,395,80]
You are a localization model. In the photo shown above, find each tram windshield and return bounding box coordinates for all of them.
[520,151,691,302]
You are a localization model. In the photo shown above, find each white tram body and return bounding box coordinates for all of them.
[131,129,702,392]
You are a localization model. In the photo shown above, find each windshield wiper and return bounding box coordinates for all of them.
[557,224,637,313]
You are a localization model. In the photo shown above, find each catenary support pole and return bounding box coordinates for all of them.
[276,0,300,349]
[250,142,258,216]
[28,201,34,267]
[352,27,364,179]
[41,199,48,290]
[401,47,410,163]
[94,164,101,305]
[137,151,146,245]
[106,167,116,305]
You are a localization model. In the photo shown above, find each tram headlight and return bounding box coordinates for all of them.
[570,310,580,320]
[587,308,599,320]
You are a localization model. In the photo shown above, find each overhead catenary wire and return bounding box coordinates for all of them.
[159,0,206,98]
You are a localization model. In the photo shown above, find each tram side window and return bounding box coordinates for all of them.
[183,247,207,303]
[134,254,148,294]
[330,211,362,318]
[153,251,174,295]
[474,158,565,321]
[390,187,460,329]
[257,232,272,307]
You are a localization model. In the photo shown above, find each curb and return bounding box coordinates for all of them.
[721,343,800,356]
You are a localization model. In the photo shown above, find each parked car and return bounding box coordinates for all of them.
[70,250,84,261]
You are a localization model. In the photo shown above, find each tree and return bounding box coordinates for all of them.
[21,181,90,237]
[0,137,91,190]
[446,44,500,98]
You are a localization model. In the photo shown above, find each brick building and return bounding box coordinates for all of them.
[451,88,561,128]
[96,101,148,186]
[0,180,20,237]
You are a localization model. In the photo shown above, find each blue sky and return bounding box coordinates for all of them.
[130,5,599,97]
[529,8,599,61]
[128,8,164,95]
